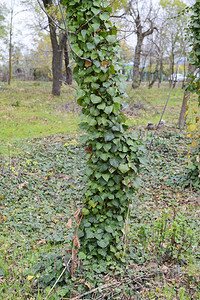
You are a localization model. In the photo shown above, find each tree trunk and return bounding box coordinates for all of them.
[148,58,159,88]
[64,42,72,85]
[8,5,13,85]
[132,34,143,89]
[158,55,163,88]
[182,58,186,89]
[42,0,72,96]
[178,63,195,129]
[50,27,64,96]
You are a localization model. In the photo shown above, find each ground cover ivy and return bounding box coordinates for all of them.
[63,0,145,264]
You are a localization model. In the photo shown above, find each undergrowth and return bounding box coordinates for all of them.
[0,130,200,299]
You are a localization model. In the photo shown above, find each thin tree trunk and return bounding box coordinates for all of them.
[8,4,13,85]
[149,58,159,88]
[182,58,186,89]
[49,26,64,96]
[178,63,195,128]
[132,34,143,89]
[64,42,72,85]
[158,55,163,88]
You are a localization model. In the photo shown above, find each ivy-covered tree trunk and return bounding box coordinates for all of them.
[63,0,144,266]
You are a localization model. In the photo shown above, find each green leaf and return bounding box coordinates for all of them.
[79,252,86,260]
[104,105,113,114]
[72,44,83,57]
[91,94,102,103]
[105,225,114,233]
[100,12,110,21]
[93,60,101,68]
[82,208,90,215]
[118,163,130,173]
[97,239,110,248]
[75,88,85,98]
[97,103,106,110]
[81,30,87,39]
[104,132,115,141]
[88,200,97,208]
[88,117,97,126]
[106,35,116,43]
[87,42,96,51]
[92,22,100,32]
[109,158,119,168]
[107,87,116,96]
[103,143,111,152]
[102,173,110,182]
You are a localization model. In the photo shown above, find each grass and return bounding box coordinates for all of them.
[0,81,79,153]
[0,80,199,299]
[126,82,185,127]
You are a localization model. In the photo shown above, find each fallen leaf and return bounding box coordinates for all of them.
[27,275,34,281]
[66,218,72,228]
[189,124,197,132]
[84,281,91,289]
[101,61,108,68]
[74,209,82,223]
[73,235,80,249]
[85,60,92,68]
[37,239,46,245]
[19,182,28,189]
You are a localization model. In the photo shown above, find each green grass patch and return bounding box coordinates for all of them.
[0,81,79,153]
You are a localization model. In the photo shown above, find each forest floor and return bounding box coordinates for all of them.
[0,81,199,299]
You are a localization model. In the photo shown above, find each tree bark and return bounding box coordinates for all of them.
[8,5,13,85]
[132,15,156,89]
[132,33,143,89]
[42,0,72,95]
[178,63,195,129]
[148,58,159,88]
[64,42,72,85]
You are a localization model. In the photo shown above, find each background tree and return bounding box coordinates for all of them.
[159,0,188,87]
[122,0,158,89]
[40,0,71,95]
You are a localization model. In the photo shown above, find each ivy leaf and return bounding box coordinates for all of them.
[97,239,110,248]
[104,105,113,114]
[109,158,119,168]
[118,164,130,173]
[81,30,87,39]
[107,87,116,96]
[75,88,85,98]
[72,44,83,57]
[79,252,86,260]
[92,21,100,32]
[104,132,115,141]
[100,12,110,21]
[87,43,96,51]
[102,173,110,182]
[97,103,106,110]
[106,35,116,43]
[91,94,102,103]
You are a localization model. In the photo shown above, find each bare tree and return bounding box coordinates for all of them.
[40,0,72,96]
[122,0,157,89]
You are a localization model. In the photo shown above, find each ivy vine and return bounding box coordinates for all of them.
[62,0,145,267]
[185,0,200,187]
